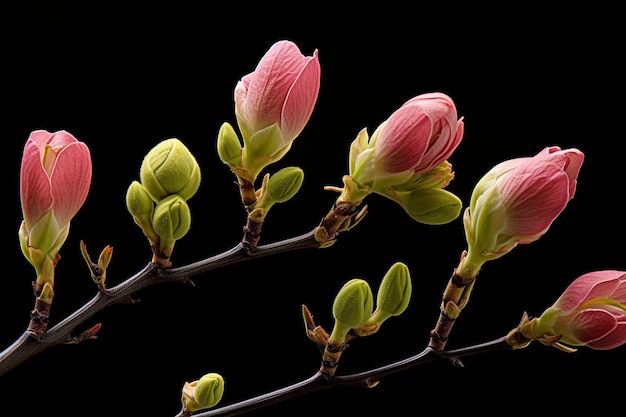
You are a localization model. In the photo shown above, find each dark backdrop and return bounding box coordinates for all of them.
[3,3,624,416]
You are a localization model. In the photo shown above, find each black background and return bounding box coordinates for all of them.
[3,3,624,416]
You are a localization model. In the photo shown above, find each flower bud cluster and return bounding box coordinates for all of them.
[126,138,200,266]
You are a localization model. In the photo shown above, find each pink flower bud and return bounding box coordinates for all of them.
[350,92,464,192]
[234,40,320,177]
[460,146,584,277]
[534,270,626,350]
[19,129,92,261]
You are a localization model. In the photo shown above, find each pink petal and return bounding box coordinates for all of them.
[377,106,431,173]
[27,129,55,147]
[556,270,624,313]
[280,49,321,142]
[240,41,306,130]
[588,322,626,350]
[47,130,81,148]
[50,141,92,225]
[20,139,54,226]
[498,163,570,236]
[402,92,453,119]
[569,309,617,346]
[532,147,584,199]
[561,149,584,185]
[612,276,626,303]
[417,117,464,175]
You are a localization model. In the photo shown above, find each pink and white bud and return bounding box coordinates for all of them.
[234,40,321,179]
[460,146,584,278]
[19,130,92,280]
[534,270,626,350]
[349,92,464,193]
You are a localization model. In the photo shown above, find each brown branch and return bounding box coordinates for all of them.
[428,269,476,351]
[0,229,323,377]
[191,337,513,417]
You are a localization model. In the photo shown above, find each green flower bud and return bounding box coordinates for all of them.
[140,138,201,202]
[152,194,191,242]
[217,122,243,168]
[376,262,412,316]
[329,278,373,344]
[266,166,304,203]
[393,187,462,225]
[181,372,225,413]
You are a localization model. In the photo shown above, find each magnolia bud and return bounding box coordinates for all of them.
[140,138,201,202]
[181,372,225,413]
[152,194,191,241]
[217,122,243,168]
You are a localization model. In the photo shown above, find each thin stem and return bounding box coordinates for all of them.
[191,337,513,417]
[193,372,329,417]
[428,267,476,351]
[165,229,320,278]
[0,229,321,376]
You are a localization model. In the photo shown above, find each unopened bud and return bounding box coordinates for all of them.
[329,278,373,344]
[140,138,201,202]
[181,372,225,413]
[152,194,191,241]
